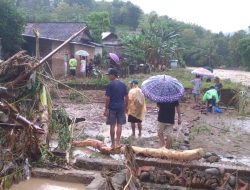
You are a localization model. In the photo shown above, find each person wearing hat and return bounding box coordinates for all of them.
[104,68,128,148]
[128,80,146,137]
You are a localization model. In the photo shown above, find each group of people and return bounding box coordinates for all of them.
[191,74,223,112]
[104,68,224,149]
[68,55,94,78]
[104,68,181,149]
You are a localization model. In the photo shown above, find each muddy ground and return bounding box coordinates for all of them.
[53,89,250,166]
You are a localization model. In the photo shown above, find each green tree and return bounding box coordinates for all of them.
[228,30,247,67]
[237,36,250,68]
[120,34,146,64]
[121,2,142,29]
[65,0,96,9]
[87,12,111,43]
[52,2,85,22]
[0,0,25,55]
[16,0,52,21]
[139,13,179,66]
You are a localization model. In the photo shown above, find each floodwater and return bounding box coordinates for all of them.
[213,69,250,86]
[188,67,250,86]
[10,178,86,190]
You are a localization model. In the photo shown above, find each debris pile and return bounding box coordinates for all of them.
[0,51,51,189]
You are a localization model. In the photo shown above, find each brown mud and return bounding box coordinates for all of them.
[54,90,250,167]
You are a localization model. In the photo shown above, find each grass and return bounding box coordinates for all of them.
[121,68,241,91]
[191,124,211,135]
[63,68,241,91]
[231,88,250,115]
[86,77,109,86]
[68,90,86,103]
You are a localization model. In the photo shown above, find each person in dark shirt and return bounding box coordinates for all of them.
[104,68,128,148]
[214,77,223,99]
[157,101,181,148]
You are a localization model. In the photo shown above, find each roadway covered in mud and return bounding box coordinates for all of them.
[55,89,250,167]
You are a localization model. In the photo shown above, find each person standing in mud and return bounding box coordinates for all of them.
[157,101,181,148]
[104,68,128,148]
[214,77,223,100]
[128,80,146,137]
[191,74,202,106]
[68,55,77,78]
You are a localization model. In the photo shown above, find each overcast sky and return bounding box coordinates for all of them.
[128,0,250,33]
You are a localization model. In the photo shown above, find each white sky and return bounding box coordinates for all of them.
[128,0,250,33]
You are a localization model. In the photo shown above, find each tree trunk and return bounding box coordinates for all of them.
[72,139,204,161]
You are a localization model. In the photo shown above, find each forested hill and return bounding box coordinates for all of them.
[10,0,250,68]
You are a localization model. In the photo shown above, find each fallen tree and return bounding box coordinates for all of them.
[72,139,204,161]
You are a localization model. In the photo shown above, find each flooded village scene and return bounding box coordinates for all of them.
[1,0,250,189]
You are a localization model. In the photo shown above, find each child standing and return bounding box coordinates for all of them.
[214,77,223,100]
[191,75,202,106]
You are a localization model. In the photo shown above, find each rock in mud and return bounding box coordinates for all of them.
[204,152,213,158]
[205,168,220,176]
[218,167,225,175]
[156,172,167,184]
[204,153,220,163]
[184,131,189,136]
[184,137,189,144]
[140,171,150,181]
[179,145,189,150]
[228,175,236,187]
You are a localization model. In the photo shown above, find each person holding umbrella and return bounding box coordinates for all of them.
[104,68,128,149]
[141,75,184,148]
[127,80,146,137]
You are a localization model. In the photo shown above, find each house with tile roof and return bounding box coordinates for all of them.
[22,22,102,77]
[101,32,122,55]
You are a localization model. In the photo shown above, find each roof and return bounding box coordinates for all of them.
[102,32,111,40]
[23,22,92,43]
[101,32,118,40]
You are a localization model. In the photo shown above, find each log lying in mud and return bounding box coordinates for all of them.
[72,139,204,161]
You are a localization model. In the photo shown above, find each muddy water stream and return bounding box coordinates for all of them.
[188,67,250,86]
[10,178,86,190]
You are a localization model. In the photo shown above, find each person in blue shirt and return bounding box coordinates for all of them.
[104,68,128,148]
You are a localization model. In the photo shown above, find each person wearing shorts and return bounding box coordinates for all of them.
[157,101,181,148]
[104,68,128,148]
[191,74,202,106]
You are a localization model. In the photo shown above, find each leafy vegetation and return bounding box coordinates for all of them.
[0,0,248,70]
[121,68,240,90]
[86,76,109,86]
[49,109,71,150]
[69,90,86,103]
[231,88,250,115]
[0,0,25,55]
